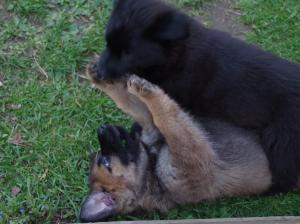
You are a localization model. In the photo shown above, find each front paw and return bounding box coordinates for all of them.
[127,75,158,97]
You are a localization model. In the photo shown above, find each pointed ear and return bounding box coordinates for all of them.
[148,11,190,42]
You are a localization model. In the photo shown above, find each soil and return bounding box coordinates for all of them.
[198,0,251,39]
[0,8,14,21]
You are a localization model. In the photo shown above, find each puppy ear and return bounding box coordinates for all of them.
[148,11,189,42]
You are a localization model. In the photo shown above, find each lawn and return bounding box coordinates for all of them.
[0,0,300,223]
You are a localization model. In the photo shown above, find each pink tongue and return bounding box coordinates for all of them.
[80,192,116,221]
[101,193,115,206]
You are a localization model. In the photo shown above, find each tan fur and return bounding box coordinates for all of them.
[89,152,144,213]
[90,157,126,193]
[127,76,219,203]
[86,58,160,145]
[83,66,273,217]
[127,75,271,202]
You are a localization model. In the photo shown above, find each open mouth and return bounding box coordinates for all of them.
[80,192,116,223]
[100,192,115,206]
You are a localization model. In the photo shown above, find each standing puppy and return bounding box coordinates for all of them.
[93,0,300,193]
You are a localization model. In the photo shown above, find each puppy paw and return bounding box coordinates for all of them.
[127,75,158,97]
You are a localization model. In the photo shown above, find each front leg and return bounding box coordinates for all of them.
[127,75,216,165]
[86,59,160,145]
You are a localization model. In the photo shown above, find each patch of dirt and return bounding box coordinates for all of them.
[30,18,44,28]
[0,2,42,28]
[0,73,3,87]
[0,9,14,21]
[74,15,91,27]
[0,0,14,21]
[198,0,250,39]
[0,0,4,9]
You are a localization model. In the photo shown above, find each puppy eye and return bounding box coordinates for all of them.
[101,156,111,168]
[97,155,111,169]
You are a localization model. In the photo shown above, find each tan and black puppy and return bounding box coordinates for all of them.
[79,65,300,222]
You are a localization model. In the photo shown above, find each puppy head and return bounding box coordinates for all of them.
[80,125,148,222]
[95,0,190,81]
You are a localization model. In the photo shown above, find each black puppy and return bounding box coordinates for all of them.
[93,0,300,193]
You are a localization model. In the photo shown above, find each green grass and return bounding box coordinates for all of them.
[0,0,300,223]
[240,0,300,62]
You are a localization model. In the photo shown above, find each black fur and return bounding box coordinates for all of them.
[97,125,140,166]
[95,0,300,193]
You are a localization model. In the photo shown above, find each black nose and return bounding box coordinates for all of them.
[97,53,109,80]
[97,50,125,80]
[89,62,98,75]
[87,59,100,81]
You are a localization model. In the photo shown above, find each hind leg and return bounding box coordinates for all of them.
[262,118,300,193]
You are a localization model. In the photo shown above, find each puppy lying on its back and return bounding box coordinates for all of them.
[78,64,297,222]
